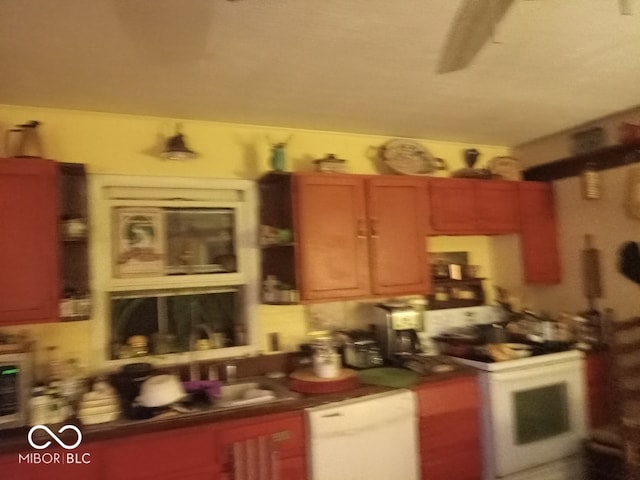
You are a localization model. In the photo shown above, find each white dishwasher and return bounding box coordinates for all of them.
[305,389,420,480]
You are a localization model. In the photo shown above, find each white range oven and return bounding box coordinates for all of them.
[454,349,587,480]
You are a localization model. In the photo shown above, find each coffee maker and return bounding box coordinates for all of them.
[371,301,422,363]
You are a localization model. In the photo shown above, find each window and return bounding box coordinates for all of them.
[89,175,259,367]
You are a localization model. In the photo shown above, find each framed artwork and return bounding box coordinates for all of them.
[113,207,166,277]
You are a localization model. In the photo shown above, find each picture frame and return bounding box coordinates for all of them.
[113,207,166,277]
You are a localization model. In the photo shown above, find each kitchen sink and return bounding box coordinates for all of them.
[212,376,300,410]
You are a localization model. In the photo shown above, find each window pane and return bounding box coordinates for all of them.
[513,383,569,445]
[110,288,245,359]
[166,208,236,275]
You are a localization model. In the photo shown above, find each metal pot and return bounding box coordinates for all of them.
[475,323,508,344]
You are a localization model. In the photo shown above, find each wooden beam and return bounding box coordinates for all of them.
[523,142,640,182]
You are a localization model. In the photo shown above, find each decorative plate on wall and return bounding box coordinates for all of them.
[379,138,442,175]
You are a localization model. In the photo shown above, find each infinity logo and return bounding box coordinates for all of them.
[27,425,83,450]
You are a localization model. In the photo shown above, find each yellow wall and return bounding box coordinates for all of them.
[0,104,511,371]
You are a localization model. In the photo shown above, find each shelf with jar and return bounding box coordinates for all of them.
[258,172,300,305]
[428,278,486,310]
[59,163,91,321]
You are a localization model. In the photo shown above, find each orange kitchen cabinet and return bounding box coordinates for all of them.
[518,182,561,284]
[475,179,520,234]
[428,178,519,235]
[103,425,217,480]
[428,178,477,234]
[293,173,430,300]
[585,351,613,428]
[214,411,307,480]
[0,157,59,325]
[0,443,103,480]
[413,375,482,480]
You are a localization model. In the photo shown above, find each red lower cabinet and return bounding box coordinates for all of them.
[103,425,217,480]
[214,411,307,480]
[0,443,102,480]
[585,351,613,428]
[413,376,482,480]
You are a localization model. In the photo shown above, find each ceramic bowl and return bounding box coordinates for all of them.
[137,374,186,408]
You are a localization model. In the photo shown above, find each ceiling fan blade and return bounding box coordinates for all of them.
[437,0,516,74]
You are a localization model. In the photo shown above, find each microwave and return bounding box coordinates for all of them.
[0,350,32,430]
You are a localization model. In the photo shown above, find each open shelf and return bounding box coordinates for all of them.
[428,277,486,310]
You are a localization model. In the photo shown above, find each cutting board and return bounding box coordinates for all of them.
[288,368,359,394]
[357,367,420,389]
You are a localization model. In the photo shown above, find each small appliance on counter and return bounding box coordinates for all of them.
[337,330,383,369]
[370,300,422,364]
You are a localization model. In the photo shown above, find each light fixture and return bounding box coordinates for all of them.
[160,124,197,160]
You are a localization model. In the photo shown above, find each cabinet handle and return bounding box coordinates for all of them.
[369,218,379,238]
[357,219,367,238]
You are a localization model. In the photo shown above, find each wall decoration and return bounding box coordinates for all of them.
[113,207,166,277]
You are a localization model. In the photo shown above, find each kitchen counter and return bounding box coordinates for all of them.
[0,364,476,454]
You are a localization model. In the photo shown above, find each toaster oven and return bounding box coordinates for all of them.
[0,350,32,430]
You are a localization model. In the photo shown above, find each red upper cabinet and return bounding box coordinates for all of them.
[518,182,561,284]
[0,157,59,325]
[428,178,477,234]
[293,173,429,301]
[294,174,371,300]
[366,176,430,296]
[429,178,519,235]
[476,180,519,234]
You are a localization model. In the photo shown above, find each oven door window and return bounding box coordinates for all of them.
[0,365,19,416]
[513,383,570,444]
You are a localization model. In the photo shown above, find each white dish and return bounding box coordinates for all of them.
[137,374,186,408]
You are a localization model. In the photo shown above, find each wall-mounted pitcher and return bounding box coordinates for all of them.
[4,120,44,158]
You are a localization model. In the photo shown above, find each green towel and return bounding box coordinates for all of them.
[357,367,420,388]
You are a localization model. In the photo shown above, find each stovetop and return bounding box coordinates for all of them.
[450,347,583,372]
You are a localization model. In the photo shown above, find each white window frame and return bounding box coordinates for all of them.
[88,173,260,369]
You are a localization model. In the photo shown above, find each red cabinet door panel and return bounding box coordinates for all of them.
[428,178,477,234]
[518,182,561,284]
[104,426,215,480]
[367,177,429,295]
[0,443,102,480]
[294,174,370,300]
[0,158,59,324]
[476,180,519,234]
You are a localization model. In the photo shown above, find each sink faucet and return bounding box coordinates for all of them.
[223,361,237,383]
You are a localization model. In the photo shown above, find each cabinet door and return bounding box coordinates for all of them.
[585,352,613,428]
[414,376,482,480]
[0,443,102,480]
[428,178,477,234]
[518,182,561,284]
[215,411,306,480]
[367,176,430,295]
[294,174,370,300]
[0,157,59,325]
[476,180,519,234]
[103,425,216,480]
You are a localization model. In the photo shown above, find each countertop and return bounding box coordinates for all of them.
[0,365,476,455]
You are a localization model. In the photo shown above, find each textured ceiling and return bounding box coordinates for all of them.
[0,0,639,146]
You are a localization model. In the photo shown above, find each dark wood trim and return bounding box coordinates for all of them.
[523,141,640,182]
